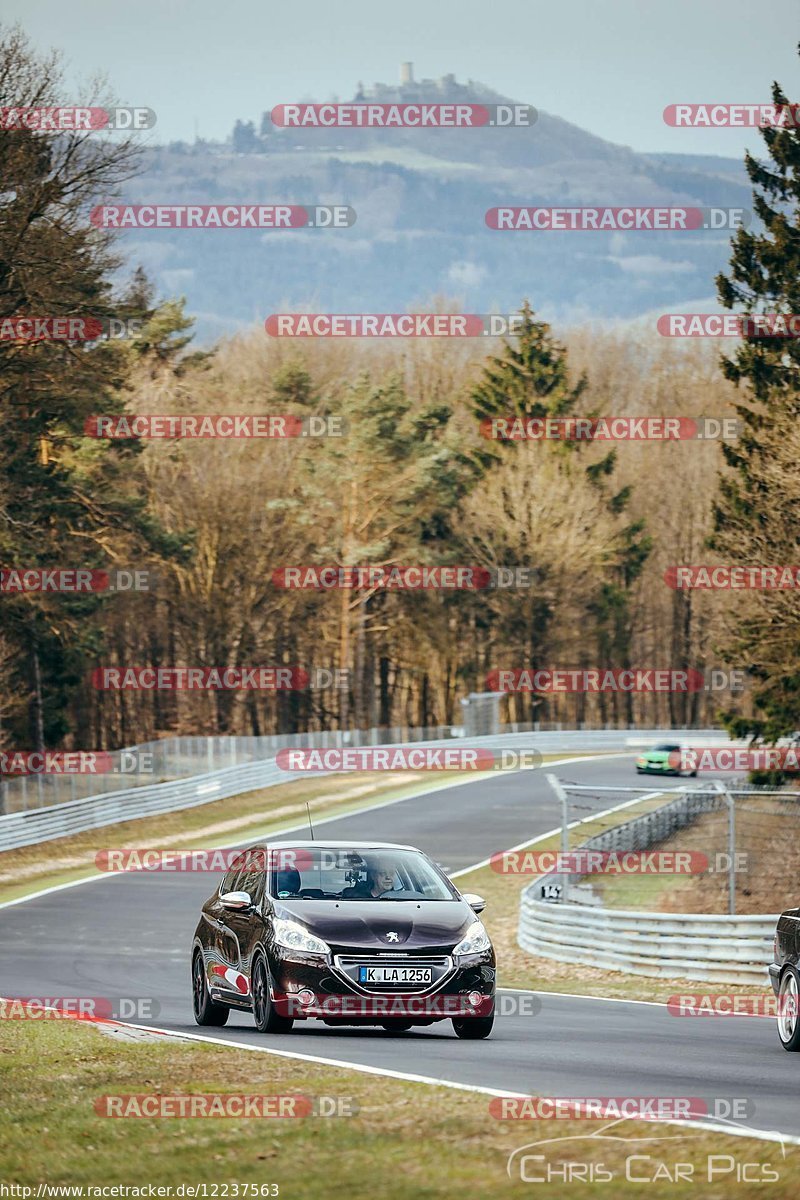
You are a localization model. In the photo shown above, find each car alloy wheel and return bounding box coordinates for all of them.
[252,956,293,1034]
[778,968,800,1050]
[191,951,229,1027]
[192,953,204,1018]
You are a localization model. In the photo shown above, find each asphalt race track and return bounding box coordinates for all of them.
[0,755,793,1141]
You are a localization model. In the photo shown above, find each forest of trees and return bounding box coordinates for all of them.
[1,25,798,752]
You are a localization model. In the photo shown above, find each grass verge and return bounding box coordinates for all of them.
[0,1017,793,1196]
[594,796,800,917]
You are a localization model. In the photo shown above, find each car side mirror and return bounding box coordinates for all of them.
[462,892,486,914]
[220,890,252,911]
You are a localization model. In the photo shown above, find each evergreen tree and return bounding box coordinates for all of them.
[0,26,187,751]
[470,303,650,720]
[712,47,800,745]
[232,119,258,153]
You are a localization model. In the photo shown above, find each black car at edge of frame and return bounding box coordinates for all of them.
[771,906,800,1050]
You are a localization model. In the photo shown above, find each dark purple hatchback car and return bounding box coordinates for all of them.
[191,840,496,1038]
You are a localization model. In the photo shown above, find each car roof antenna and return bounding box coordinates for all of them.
[306,802,315,840]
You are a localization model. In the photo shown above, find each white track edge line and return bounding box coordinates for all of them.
[101,1018,800,1149]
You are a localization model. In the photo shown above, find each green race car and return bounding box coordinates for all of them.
[635,743,698,777]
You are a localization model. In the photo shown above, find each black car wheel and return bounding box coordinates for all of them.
[381,1019,413,1033]
[452,1014,494,1039]
[192,951,229,1027]
[252,955,294,1034]
[778,967,800,1051]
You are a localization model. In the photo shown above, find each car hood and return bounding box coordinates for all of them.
[272,898,475,951]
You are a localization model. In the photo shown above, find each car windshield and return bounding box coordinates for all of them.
[653,744,681,752]
[268,846,457,902]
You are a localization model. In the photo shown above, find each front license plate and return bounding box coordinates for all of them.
[358,965,433,985]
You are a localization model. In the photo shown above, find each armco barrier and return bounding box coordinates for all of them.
[518,896,776,985]
[0,725,730,813]
[0,728,622,852]
[0,728,730,851]
[0,729,575,850]
[0,758,286,852]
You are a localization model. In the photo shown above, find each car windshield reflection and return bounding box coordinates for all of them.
[269,846,457,902]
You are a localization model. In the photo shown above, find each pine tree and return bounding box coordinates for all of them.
[470,303,650,721]
[0,26,187,751]
[711,47,800,745]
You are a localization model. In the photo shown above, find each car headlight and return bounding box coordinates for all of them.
[272,918,329,956]
[454,921,491,957]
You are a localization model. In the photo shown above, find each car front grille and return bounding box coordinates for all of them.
[332,954,454,994]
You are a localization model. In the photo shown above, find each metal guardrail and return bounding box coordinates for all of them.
[518,897,776,984]
[0,758,288,852]
[0,727,732,855]
[0,727,637,852]
[0,725,730,813]
[0,727,459,813]
[518,781,780,985]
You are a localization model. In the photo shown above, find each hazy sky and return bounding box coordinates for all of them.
[5,0,798,155]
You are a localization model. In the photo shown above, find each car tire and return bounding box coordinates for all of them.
[192,951,229,1027]
[381,1019,413,1033]
[252,955,294,1034]
[452,1014,494,1039]
[778,967,800,1051]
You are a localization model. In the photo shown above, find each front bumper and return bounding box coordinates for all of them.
[270,945,496,1023]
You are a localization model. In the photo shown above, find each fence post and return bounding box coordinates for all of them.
[546,774,570,858]
[715,780,735,916]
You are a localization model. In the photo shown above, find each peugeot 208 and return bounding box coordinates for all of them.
[191,840,495,1038]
